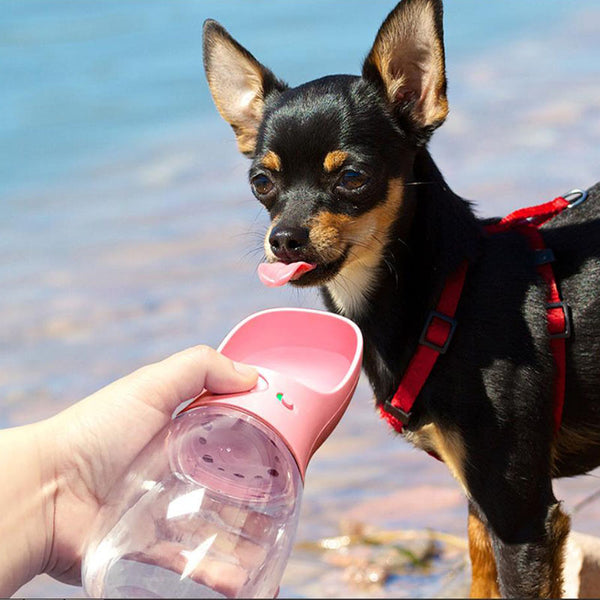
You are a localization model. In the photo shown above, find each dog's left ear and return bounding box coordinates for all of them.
[362,0,447,143]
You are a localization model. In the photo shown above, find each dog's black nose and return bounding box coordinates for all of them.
[269,225,310,261]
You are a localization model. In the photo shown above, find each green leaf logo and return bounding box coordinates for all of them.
[276,392,293,410]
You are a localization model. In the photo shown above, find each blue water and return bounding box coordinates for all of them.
[1,0,592,198]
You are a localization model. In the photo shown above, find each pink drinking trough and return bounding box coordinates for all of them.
[184,307,364,478]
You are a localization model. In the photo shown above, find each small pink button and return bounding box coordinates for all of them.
[252,374,269,392]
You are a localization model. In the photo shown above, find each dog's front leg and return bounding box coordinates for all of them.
[477,498,570,598]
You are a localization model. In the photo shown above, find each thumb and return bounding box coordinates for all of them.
[124,345,258,415]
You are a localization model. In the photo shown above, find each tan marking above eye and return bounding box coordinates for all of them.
[261,150,282,172]
[323,150,349,173]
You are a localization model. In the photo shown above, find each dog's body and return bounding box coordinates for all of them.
[203,0,600,596]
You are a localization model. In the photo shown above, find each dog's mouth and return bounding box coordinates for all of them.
[257,252,348,288]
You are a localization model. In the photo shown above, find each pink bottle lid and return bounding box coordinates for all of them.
[183,308,363,479]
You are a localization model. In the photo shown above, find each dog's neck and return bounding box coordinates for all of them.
[321,148,480,403]
[324,249,383,318]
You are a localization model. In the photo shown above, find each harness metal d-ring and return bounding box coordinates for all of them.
[564,188,588,209]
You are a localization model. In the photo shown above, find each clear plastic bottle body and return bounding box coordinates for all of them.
[82,405,303,598]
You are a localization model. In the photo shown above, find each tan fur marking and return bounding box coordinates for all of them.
[323,150,349,173]
[542,504,570,598]
[324,177,407,316]
[261,150,282,172]
[405,422,469,494]
[263,217,280,261]
[308,212,352,263]
[468,512,500,598]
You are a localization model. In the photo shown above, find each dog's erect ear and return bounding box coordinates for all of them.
[362,0,447,142]
[203,20,287,156]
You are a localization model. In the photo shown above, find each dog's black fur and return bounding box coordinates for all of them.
[203,0,600,596]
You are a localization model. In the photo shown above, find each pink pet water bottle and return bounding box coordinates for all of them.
[82,308,363,598]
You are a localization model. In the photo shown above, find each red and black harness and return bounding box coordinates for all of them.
[380,189,588,445]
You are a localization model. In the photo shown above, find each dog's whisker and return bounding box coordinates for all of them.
[241,246,266,261]
[393,236,411,252]
[232,230,267,242]
[383,256,400,287]
[403,180,436,187]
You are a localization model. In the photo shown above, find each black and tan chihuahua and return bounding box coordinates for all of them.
[202,0,600,596]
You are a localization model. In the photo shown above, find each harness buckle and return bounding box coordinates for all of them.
[564,189,588,209]
[547,301,572,339]
[383,400,411,425]
[419,311,457,354]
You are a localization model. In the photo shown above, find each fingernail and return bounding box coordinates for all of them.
[233,362,257,378]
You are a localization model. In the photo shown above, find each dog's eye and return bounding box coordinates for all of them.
[338,170,368,191]
[251,174,274,196]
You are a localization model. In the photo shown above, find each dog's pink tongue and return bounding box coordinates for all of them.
[258,261,316,287]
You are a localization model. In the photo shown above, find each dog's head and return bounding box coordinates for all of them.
[203,0,448,315]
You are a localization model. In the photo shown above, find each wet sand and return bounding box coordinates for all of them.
[4,4,600,597]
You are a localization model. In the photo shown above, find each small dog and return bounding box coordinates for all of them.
[202,0,600,596]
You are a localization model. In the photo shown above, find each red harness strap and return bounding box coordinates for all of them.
[485,195,571,433]
[380,195,573,439]
[380,260,468,433]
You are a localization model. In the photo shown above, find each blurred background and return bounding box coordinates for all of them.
[2,1,599,597]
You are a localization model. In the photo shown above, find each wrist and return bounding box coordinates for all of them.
[0,420,56,596]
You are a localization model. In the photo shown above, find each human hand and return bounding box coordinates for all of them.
[0,345,257,596]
